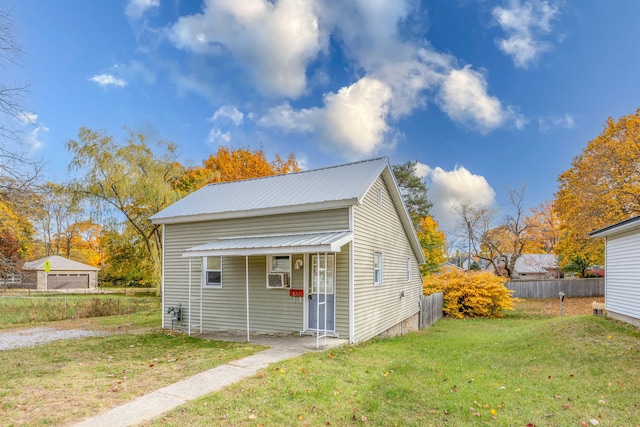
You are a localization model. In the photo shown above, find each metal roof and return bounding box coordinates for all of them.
[514,254,559,273]
[182,230,354,257]
[150,157,389,224]
[23,255,100,271]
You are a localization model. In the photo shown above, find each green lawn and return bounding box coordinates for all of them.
[0,294,160,327]
[0,309,265,426]
[147,313,640,426]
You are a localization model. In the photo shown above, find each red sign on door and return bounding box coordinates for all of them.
[289,289,304,298]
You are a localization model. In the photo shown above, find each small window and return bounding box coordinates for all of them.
[377,188,382,205]
[374,252,383,286]
[407,257,412,282]
[269,255,291,273]
[204,256,222,288]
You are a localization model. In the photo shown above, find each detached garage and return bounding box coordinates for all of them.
[22,256,99,291]
[590,215,640,327]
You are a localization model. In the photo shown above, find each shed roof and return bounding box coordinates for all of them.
[183,230,354,257]
[150,157,389,224]
[23,255,100,271]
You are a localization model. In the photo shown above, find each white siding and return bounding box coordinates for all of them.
[352,176,423,343]
[163,209,350,333]
[605,229,640,320]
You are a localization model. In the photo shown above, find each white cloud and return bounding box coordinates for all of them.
[25,124,48,152]
[259,77,394,160]
[436,66,527,133]
[125,0,160,20]
[17,111,37,125]
[423,165,496,231]
[165,1,526,160]
[169,0,326,98]
[538,113,575,133]
[90,74,128,88]
[493,0,560,68]
[414,161,431,179]
[207,128,231,145]
[210,105,244,126]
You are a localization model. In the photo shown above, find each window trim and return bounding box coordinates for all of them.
[407,257,412,282]
[373,252,383,286]
[203,256,222,288]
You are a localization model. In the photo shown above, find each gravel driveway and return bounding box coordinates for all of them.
[0,327,109,351]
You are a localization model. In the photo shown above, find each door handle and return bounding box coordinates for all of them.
[308,294,312,300]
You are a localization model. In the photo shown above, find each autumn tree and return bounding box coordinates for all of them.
[524,201,560,254]
[416,216,447,275]
[452,187,535,279]
[177,146,299,192]
[392,161,432,229]
[67,127,186,287]
[555,108,640,271]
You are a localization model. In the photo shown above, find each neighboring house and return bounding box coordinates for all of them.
[439,262,464,273]
[590,215,640,327]
[21,255,100,291]
[489,254,561,279]
[150,157,426,345]
[448,256,488,270]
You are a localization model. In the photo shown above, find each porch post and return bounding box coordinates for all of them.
[245,255,250,342]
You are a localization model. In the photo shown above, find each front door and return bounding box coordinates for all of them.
[308,254,335,331]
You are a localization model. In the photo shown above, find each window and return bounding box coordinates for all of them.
[407,257,412,282]
[374,252,383,286]
[312,254,335,294]
[269,255,291,273]
[203,256,222,288]
[267,255,291,288]
[377,187,382,205]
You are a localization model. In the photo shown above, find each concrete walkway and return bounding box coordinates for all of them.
[74,335,347,427]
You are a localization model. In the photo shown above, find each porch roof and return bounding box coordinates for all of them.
[182,230,353,257]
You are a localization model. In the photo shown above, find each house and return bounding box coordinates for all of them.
[590,215,640,327]
[512,254,561,279]
[21,255,100,291]
[488,254,561,279]
[150,157,426,345]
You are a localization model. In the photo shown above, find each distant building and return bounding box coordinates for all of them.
[22,256,99,291]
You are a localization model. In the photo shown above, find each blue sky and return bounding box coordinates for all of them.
[9,0,640,232]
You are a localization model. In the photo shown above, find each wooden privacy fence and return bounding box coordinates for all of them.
[506,278,604,299]
[420,292,443,329]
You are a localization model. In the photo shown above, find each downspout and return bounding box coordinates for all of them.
[349,206,355,344]
[246,255,250,342]
[161,224,165,327]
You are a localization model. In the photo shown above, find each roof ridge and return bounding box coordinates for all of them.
[203,156,389,188]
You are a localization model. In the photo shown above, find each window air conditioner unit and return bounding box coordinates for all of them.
[267,272,290,288]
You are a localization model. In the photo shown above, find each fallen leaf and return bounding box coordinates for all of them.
[590,420,599,425]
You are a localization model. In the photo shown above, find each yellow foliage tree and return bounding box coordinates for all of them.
[178,146,300,192]
[555,108,640,270]
[524,201,560,254]
[423,269,514,318]
[417,215,447,276]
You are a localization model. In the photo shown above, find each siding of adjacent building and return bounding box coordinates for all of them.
[604,228,640,322]
[352,174,423,343]
[162,208,351,334]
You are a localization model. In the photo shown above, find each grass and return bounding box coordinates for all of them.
[0,294,161,327]
[145,298,640,427]
[0,310,265,426]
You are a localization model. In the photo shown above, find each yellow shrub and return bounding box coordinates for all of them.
[423,269,515,318]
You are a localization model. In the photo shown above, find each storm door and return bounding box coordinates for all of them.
[308,253,335,331]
